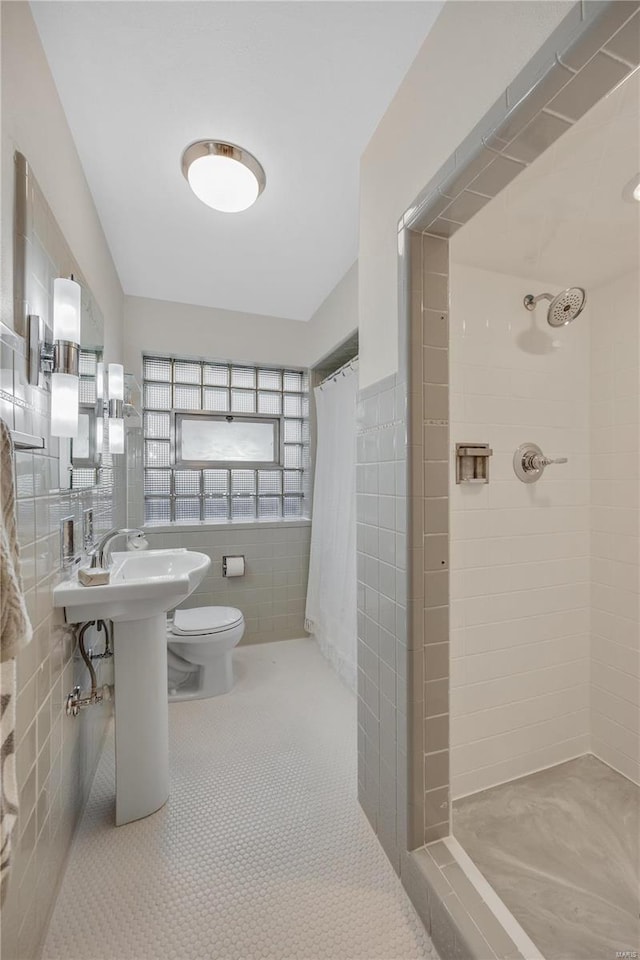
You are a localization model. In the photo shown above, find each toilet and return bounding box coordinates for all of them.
[166,606,245,701]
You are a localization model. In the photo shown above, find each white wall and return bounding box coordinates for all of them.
[448,262,591,799]
[124,261,358,376]
[124,296,311,377]
[590,269,640,785]
[1,1,124,359]
[358,0,574,389]
[307,261,358,366]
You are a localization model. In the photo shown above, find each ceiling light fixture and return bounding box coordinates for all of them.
[622,173,640,203]
[181,140,266,213]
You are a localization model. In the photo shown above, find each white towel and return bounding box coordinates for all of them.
[0,418,33,903]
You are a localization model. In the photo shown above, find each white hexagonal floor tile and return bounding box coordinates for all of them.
[43,638,437,960]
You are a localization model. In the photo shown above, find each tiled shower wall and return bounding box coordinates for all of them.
[142,521,311,644]
[356,230,452,865]
[448,262,592,799]
[590,268,640,786]
[356,372,409,870]
[407,232,451,846]
[0,324,125,960]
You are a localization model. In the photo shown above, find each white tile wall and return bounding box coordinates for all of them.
[590,269,640,785]
[1,158,125,958]
[448,263,592,798]
[0,325,126,960]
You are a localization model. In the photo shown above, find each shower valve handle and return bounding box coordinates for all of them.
[514,443,568,483]
[529,453,568,470]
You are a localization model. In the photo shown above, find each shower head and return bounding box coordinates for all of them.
[523,287,587,327]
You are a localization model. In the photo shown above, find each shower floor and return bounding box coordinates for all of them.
[453,755,640,960]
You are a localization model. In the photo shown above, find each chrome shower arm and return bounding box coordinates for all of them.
[523,292,553,311]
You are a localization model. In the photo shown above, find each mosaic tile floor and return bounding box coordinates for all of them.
[43,638,435,960]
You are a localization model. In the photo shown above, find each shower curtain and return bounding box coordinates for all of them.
[305,365,357,689]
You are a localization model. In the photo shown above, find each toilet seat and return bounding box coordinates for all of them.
[170,605,243,637]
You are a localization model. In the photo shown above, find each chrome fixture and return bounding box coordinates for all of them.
[181,140,266,213]
[28,276,82,437]
[82,509,94,550]
[95,361,105,455]
[456,443,493,484]
[523,287,587,327]
[66,620,112,717]
[9,429,45,451]
[88,527,146,569]
[60,516,75,567]
[514,443,568,483]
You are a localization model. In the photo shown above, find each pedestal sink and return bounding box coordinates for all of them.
[54,548,210,825]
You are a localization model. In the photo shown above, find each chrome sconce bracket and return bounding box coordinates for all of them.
[53,339,79,376]
[27,314,79,384]
[28,314,52,384]
[108,398,123,420]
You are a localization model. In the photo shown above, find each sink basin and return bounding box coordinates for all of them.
[53,547,211,826]
[54,548,211,623]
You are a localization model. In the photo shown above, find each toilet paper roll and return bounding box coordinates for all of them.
[223,555,245,577]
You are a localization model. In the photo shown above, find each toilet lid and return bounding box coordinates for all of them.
[171,606,243,636]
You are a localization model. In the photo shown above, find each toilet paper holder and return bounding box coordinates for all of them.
[222,555,245,577]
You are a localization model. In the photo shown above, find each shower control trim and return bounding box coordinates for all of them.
[514,443,568,483]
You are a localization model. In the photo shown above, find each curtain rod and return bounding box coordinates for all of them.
[318,356,359,388]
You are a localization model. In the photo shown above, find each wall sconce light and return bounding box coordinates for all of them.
[28,277,82,437]
[95,360,105,454]
[107,363,124,454]
[51,277,81,437]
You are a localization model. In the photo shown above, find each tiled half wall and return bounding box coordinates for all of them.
[356,371,409,870]
[143,522,311,644]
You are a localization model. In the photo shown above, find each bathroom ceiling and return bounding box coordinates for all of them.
[452,70,640,288]
[30,0,443,320]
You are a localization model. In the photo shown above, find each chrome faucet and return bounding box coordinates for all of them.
[88,528,146,568]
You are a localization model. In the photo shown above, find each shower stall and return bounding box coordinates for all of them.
[387,34,640,957]
[443,68,640,959]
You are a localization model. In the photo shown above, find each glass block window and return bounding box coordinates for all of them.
[143,356,309,524]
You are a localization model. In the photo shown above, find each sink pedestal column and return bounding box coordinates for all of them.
[112,614,169,825]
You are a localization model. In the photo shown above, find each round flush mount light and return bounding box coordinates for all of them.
[181,140,266,213]
[622,173,640,203]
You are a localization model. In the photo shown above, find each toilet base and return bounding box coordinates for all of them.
[168,650,234,701]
